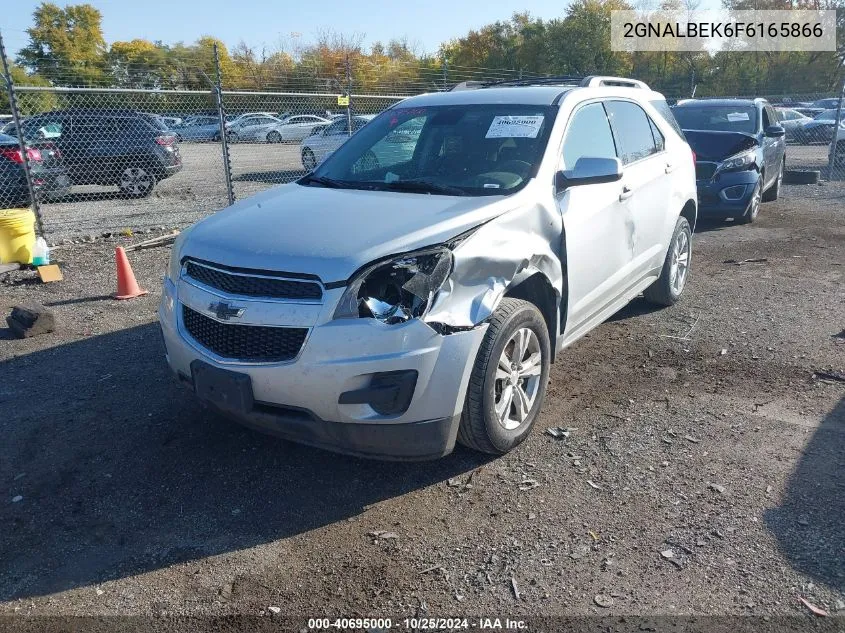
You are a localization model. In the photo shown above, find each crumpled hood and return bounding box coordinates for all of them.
[683,130,759,161]
[182,183,518,283]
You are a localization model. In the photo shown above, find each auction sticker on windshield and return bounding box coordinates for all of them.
[727,112,750,121]
[486,115,544,138]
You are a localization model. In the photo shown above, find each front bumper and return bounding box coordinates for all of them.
[158,276,486,460]
[695,169,759,218]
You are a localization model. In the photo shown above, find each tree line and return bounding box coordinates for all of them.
[5,0,845,106]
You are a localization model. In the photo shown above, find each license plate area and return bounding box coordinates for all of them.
[191,360,254,414]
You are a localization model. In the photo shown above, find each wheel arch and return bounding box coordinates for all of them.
[503,271,560,360]
[680,198,697,232]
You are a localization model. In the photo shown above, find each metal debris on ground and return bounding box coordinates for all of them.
[545,426,575,439]
[812,370,845,383]
[419,565,444,575]
[267,606,281,615]
[799,597,829,617]
[708,483,726,494]
[684,435,701,443]
[594,594,614,608]
[367,530,398,540]
[587,480,604,490]
[511,576,520,600]
[723,258,768,265]
[518,478,539,491]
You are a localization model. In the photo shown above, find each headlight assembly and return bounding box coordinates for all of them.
[333,248,453,324]
[718,149,757,173]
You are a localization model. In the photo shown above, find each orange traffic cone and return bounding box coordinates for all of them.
[114,247,147,300]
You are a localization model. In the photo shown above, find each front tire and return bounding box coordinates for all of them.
[457,298,551,455]
[267,131,281,143]
[643,216,692,307]
[737,179,762,224]
[762,158,784,202]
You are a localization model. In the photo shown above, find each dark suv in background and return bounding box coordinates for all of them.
[672,98,786,224]
[3,109,182,198]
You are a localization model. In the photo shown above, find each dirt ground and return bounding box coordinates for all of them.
[0,181,843,626]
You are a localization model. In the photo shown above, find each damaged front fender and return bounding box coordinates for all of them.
[424,202,564,330]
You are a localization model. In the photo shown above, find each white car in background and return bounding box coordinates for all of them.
[225,114,286,143]
[300,115,375,170]
[266,115,332,143]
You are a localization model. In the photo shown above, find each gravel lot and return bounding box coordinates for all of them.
[34,142,840,243]
[1,182,843,625]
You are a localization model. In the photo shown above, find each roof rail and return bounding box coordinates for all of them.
[581,76,650,90]
[450,76,585,91]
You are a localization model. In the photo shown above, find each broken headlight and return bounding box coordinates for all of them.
[717,149,757,173]
[333,248,452,324]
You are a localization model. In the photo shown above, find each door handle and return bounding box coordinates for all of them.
[619,186,634,201]
[665,162,676,173]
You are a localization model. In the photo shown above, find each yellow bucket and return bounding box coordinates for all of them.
[0,208,36,265]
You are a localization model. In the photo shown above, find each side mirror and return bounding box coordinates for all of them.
[765,125,786,138]
[556,156,623,192]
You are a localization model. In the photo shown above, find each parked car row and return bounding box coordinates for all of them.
[1,109,182,203]
[169,111,344,144]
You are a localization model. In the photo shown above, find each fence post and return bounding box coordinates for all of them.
[826,76,845,181]
[0,30,45,237]
[213,43,235,206]
[345,54,352,137]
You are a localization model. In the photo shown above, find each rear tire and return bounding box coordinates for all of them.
[118,166,156,198]
[643,216,692,307]
[457,298,551,455]
[301,148,317,171]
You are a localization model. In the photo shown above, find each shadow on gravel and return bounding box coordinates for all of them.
[233,169,304,185]
[0,323,490,601]
[606,296,663,323]
[765,395,845,592]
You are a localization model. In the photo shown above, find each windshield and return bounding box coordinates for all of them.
[672,105,758,134]
[304,104,557,196]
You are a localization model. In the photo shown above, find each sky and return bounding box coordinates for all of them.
[3,0,573,59]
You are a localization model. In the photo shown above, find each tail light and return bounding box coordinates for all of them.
[691,148,697,165]
[155,135,176,146]
[0,147,42,163]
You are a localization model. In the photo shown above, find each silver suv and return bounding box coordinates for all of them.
[159,76,698,460]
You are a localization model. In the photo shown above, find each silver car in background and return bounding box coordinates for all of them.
[266,115,331,143]
[300,115,375,170]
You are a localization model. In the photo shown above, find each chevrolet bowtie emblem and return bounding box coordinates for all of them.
[208,301,245,320]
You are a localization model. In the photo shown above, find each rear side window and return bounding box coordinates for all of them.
[562,102,617,170]
[650,99,684,138]
[605,101,660,164]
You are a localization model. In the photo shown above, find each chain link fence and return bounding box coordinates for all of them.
[1,45,842,243]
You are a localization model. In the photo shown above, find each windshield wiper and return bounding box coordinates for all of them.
[300,174,356,189]
[371,179,466,196]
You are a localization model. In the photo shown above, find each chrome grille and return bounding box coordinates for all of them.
[185,260,322,301]
[182,305,307,362]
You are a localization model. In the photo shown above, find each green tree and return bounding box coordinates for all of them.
[0,64,56,115]
[17,2,106,86]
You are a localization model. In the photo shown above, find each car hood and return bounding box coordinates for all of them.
[683,130,759,161]
[181,183,518,283]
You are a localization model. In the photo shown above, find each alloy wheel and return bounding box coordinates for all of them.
[120,167,153,197]
[669,229,691,295]
[493,328,543,431]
